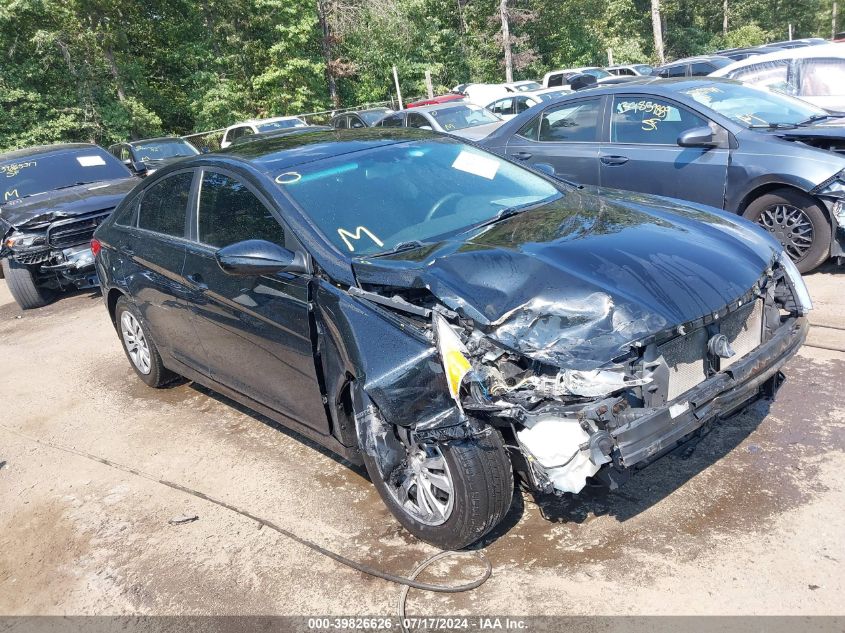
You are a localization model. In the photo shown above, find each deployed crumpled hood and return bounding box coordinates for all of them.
[0,177,138,233]
[352,188,780,369]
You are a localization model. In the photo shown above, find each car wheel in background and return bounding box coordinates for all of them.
[743,188,831,273]
[361,423,513,549]
[1,258,55,310]
[114,296,177,388]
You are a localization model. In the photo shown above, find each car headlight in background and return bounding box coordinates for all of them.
[778,251,813,316]
[434,312,472,406]
[4,232,45,249]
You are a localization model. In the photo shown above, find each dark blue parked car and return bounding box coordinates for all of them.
[93,129,809,548]
[480,78,845,272]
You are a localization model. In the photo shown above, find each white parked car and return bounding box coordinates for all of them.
[500,80,543,92]
[607,64,654,76]
[710,43,845,112]
[542,67,615,88]
[485,87,573,120]
[220,116,309,148]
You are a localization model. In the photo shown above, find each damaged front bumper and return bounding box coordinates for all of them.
[612,316,807,468]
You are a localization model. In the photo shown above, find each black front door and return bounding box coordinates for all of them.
[182,169,328,431]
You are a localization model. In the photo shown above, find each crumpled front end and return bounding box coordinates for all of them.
[350,253,809,496]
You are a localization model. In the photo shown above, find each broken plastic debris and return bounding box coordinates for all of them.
[168,514,199,525]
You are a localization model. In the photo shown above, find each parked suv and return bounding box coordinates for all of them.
[94,130,808,548]
[220,116,308,148]
[653,55,733,77]
[0,143,138,309]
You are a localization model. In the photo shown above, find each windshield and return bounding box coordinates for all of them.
[275,139,561,256]
[429,105,500,131]
[359,110,389,125]
[515,82,542,91]
[584,68,612,79]
[1,147,129,203]
[680,82,826,127]
[634,65,653,74]
[257,119,307,133]
[133,139,199,161]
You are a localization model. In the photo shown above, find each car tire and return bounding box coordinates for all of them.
[1,258,55,310]
[114,296,177,388]
[362,425,513,550]
[743,188,831,273]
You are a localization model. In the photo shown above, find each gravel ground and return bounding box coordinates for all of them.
[0,264,843,617]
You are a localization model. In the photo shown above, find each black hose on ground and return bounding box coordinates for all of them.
[1,424,492,608]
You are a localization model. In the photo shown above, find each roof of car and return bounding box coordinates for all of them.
[0,143,100,162]
[215,129,441,172]
[409,102,477,113]
[125,136,190,146]
[712,42,845,75]
[656,55,733,68]
[229,116,305,127]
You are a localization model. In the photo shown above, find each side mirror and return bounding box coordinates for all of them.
[201,147,210,154]
[533,163,556,177]
[131,161,148,176]
[677,126,718,148]
[215,239,308,276]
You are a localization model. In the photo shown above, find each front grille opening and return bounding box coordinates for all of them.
[657,300,764,401]
[46,212,111,249]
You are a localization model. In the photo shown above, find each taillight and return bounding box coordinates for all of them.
[90,238,102,257]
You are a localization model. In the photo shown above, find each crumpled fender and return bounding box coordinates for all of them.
[313,282,462,443]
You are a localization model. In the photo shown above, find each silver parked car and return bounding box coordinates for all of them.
[376,103,504,141]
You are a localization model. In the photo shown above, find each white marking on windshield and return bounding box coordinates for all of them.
[338,226,384,252]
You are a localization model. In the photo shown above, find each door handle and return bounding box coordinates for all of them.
[511,151,533,160]
[600,155,630,166]
[187,272,208,289]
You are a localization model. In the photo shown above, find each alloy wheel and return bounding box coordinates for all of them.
[120,311,152,375]
[384,443,455,526]
[757,203,814,262]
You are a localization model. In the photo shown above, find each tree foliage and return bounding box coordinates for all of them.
[0,0,836,151]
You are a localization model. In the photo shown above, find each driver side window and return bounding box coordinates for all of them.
[197,171,286,248]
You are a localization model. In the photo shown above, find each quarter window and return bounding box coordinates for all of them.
[538,99,601,142]
[611,96,709,145]
[197,172,285,248]
[137,172,192,237]
[407,113,431,128]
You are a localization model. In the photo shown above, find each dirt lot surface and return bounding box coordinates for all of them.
[1,265,843,617]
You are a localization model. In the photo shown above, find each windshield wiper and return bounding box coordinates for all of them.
[748,122,799,130]
[371,240,429,258]
[797,113,841,126]
[470,202,538,230]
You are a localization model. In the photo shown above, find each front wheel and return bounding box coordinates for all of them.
[362,425,513,549]
[1,258,55,309]
[743,188,831,273]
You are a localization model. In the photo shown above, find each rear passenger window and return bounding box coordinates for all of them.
[198,172,285,248]
[689,62,715,76]
[538,99,601,142]
[611,96,709,145]
[665,64,686,78]
[379,115,404,128]
[137,172,192,237]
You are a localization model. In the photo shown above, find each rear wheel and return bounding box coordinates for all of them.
[743,188,831,273]
[114,296,176,388]
[362,423,513,549]
[1,258,55,310]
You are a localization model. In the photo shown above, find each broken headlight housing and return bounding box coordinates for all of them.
[433,312,472,406]
[813,169,845,198]
[4,231,46,250]
[778,251,812,315]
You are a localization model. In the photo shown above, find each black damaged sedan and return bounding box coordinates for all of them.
[93,129,810,548]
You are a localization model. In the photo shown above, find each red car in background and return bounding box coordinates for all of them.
[406,93,465,108]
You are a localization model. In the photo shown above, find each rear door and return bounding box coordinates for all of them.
[505,96,603,185]
[123,170,206,372]
[598,94,730,208]
[181,168,328,431]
